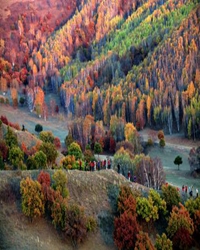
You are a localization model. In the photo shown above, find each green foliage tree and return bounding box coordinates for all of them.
[113,147,135,178]
[64,204,88,248]
[8,146,24,169]
[20,177,44,222]
[65,133,74,148]
[155,233,173,250]
[68,142,82,160]
[26,155,37,170]
[159,138,166,147]
[94,142,102,157]
[136,196,158,223]
[161,184,181,211]
[19,96,25,106]
[0,155,5,170]
[185,197,200,216]
[149,189,167,216]
[52,170,69,198]
[35,124,43,133]
[5,126,18,148]
[39,142,58,167]
[34,150,47,169]
[174,156,183,170]
[39,131,55,144]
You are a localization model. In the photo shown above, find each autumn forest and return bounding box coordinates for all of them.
[0,0,200,141]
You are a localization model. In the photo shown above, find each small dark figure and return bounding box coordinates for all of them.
[22,124,25,131]
[117,164,120,174]
[182,185,184,192]
[108,159,111,169]
[196,188,198,198]
[133,176,137,182]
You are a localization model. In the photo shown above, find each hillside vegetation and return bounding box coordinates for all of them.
[0,0,199,140]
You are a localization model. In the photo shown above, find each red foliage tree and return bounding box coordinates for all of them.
[114,211,140,250]
[172,227,193,250]
[0,140,9,160]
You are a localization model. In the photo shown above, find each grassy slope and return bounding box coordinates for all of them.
[0,170,147,250]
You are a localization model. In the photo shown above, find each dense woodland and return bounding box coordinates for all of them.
[0,0,200,140]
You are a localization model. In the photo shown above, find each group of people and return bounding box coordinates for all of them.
[182,185,198,198]
[80,158,112,171]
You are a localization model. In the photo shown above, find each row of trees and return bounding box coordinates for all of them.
[20,170,97,248]
[114,185,200,250]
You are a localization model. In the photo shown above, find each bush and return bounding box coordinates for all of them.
[35,124,43,133]
[20,177,45,222]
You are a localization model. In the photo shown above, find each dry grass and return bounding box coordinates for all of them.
[0,169,146,250]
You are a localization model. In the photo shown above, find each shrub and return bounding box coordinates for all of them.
[35,124,43,133]
[155,233,173,250]
[64,204,87,248]
[20,177,45,222]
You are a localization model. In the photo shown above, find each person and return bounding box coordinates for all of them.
[117,164,120,174]
[133,176,137,182]
[22,124,25,131]
[94,161,96,171]
[196,188,198,198]
[108,158,111,169]
[97,161,100,171]
[185,185,188,194]
[182,185,184,192]
[128,171,131,181]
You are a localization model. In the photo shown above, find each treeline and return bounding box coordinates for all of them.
[0,0,200,140]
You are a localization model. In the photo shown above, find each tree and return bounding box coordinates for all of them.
[20,177,44,222]
[61,155,76,170]
[37,171,51,187]
[51,190,67,229]
[39,131,54,144]
[114,211,140,250]
[161,184,180,211]
[39,142,58,167]
[136,196,158,223]
[65,133,74,148]
[155,233,173,250]
[68,142,82,160]
[188,146,200,172]
[174,156,183,170]
[149,189,167,216]
[19,97,25,106]
[113,147,135,179]
[134,231,155,250]
[64,204,88,248]
[34,150,47,169]
[8,146,24,169]
[159,138,165,147]
[94,142,102,158]
[5,126,18,148]
[52,170,69,198]
[0,140,9,160]
[26,155,37,170]
[117,185,137,215]
[157,130,165,140]
[35,124,43,133]
[167,204,194,249]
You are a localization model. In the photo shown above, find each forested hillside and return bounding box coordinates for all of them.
[0,0,200,139]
